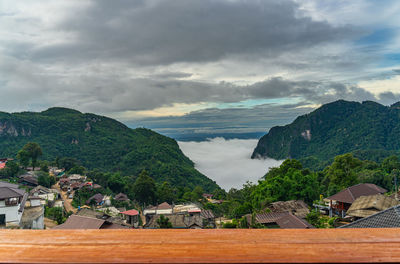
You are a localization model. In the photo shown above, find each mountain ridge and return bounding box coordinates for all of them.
[252,100,400,166]
[0,107,219,192]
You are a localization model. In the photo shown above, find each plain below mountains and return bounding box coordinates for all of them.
[0,107,219,192]
[252,100,400,169]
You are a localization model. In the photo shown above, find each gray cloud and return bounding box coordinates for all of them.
[27,0,356,65]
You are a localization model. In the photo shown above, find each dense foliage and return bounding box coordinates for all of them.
[252,100,400,170]
[0,107,219,191]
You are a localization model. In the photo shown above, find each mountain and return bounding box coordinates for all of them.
[252,100,400,167]
[0,107,219,191]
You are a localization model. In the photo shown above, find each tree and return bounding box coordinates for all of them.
[157,214,172,228]
[132,170,156,205]
[18,142,43,170]
[37,172,56,188]
[157,182,176,204]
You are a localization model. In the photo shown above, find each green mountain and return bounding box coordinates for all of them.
[252,100,400,167]
[0,107,219,191]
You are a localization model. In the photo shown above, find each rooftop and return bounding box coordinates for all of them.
[327,183,387,204]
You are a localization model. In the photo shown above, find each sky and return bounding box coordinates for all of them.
[179,138,283,190]
[1,0,400,138]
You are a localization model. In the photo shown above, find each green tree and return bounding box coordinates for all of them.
[21,142,43,170]
[132,170,156,205]
[17,150,30,169]
[37,172,56,188]
[157,214,172,228]
[157,182,176,204]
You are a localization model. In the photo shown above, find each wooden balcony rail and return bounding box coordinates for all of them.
[0,229,400,263]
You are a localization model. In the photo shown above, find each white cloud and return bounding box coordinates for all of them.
[178,138,283,190]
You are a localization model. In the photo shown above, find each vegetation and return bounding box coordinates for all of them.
[157,215,172,228]
[0,107,219,192]
[252,100,400,170]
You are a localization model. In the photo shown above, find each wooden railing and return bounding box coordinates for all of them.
[0,229,400,263]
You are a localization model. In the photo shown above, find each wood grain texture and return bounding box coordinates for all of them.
[0,229,400,263]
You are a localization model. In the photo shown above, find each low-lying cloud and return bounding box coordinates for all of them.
[178,138,283,190]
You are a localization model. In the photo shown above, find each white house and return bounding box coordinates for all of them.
[0,181,26,227]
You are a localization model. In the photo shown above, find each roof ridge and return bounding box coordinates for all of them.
[340,204,400,228]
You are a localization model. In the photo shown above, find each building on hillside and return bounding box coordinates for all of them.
[173,203,201,214]
[340,204,400,228]
[120,209,140,228]
[252,212,291,228]
[29,185,60,207]
[68,174,85,183]
[114,193,130,202]
[201,209,216,228]
[0,181,27,227]
[346,194,399,219]
[144,214,203,229]
[275,213,314,229]
[0,158,10,170]
[20,196,44,229]
[327,183,387,217]
[86,193,104,206]
[19,173,38,187]
[268,200,310,218]
[53,215,129,229]
[143,202,173,223]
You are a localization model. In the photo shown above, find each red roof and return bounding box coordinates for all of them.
[188,209,201,213]
[0,163,5,169]
[121,209,139,216]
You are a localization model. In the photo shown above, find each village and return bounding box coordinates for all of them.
[1,156,400,230]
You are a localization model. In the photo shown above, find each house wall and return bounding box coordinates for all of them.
[143,209,156,215]
[0,201,21,224]
[32,214,44,229]
[30,199,41,207]
[156,209,173,215]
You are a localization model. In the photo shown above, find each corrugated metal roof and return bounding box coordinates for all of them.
[53,215,105,229]
[327,183,387,204]
[347,194,399,218]
[340,205,400,228]
[276,214,314,229]
[268,200,310,218]
[256,212,289,224]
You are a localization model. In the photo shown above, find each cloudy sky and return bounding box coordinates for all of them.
[1,0,400,138]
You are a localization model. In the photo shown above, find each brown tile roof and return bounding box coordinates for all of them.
[53,215,105,229]
[327,183,387,204]
[256,212,290,224]
[276,214,314,229]
[157,202,172,210]
[347,194,399,218]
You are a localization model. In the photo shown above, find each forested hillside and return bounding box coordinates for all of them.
[0,107,219,191]
[252,100,400,169]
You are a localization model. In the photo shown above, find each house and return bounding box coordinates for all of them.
[0,158,8,170]
[143,202,173,222]
[340,204,400,228]
[0,181,27,227]
[327,183,387,217]
[86,193,104,206]
[346,194,399,219]
[20,196,44,229]
[29,185,60,207]
[173,203,201,214]
[19,173,38,187]
[68,174,85,183]
[53,215,129,229]
[202,193,213,200]
[267,200,310,218]
[275,213,314,229]
[114,193,129,202]
[253,212,291,228]
[144,214,203,229]
[120,209,140,228]
[201,209,216,228]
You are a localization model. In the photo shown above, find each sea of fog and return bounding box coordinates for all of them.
[178,138,283,190]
